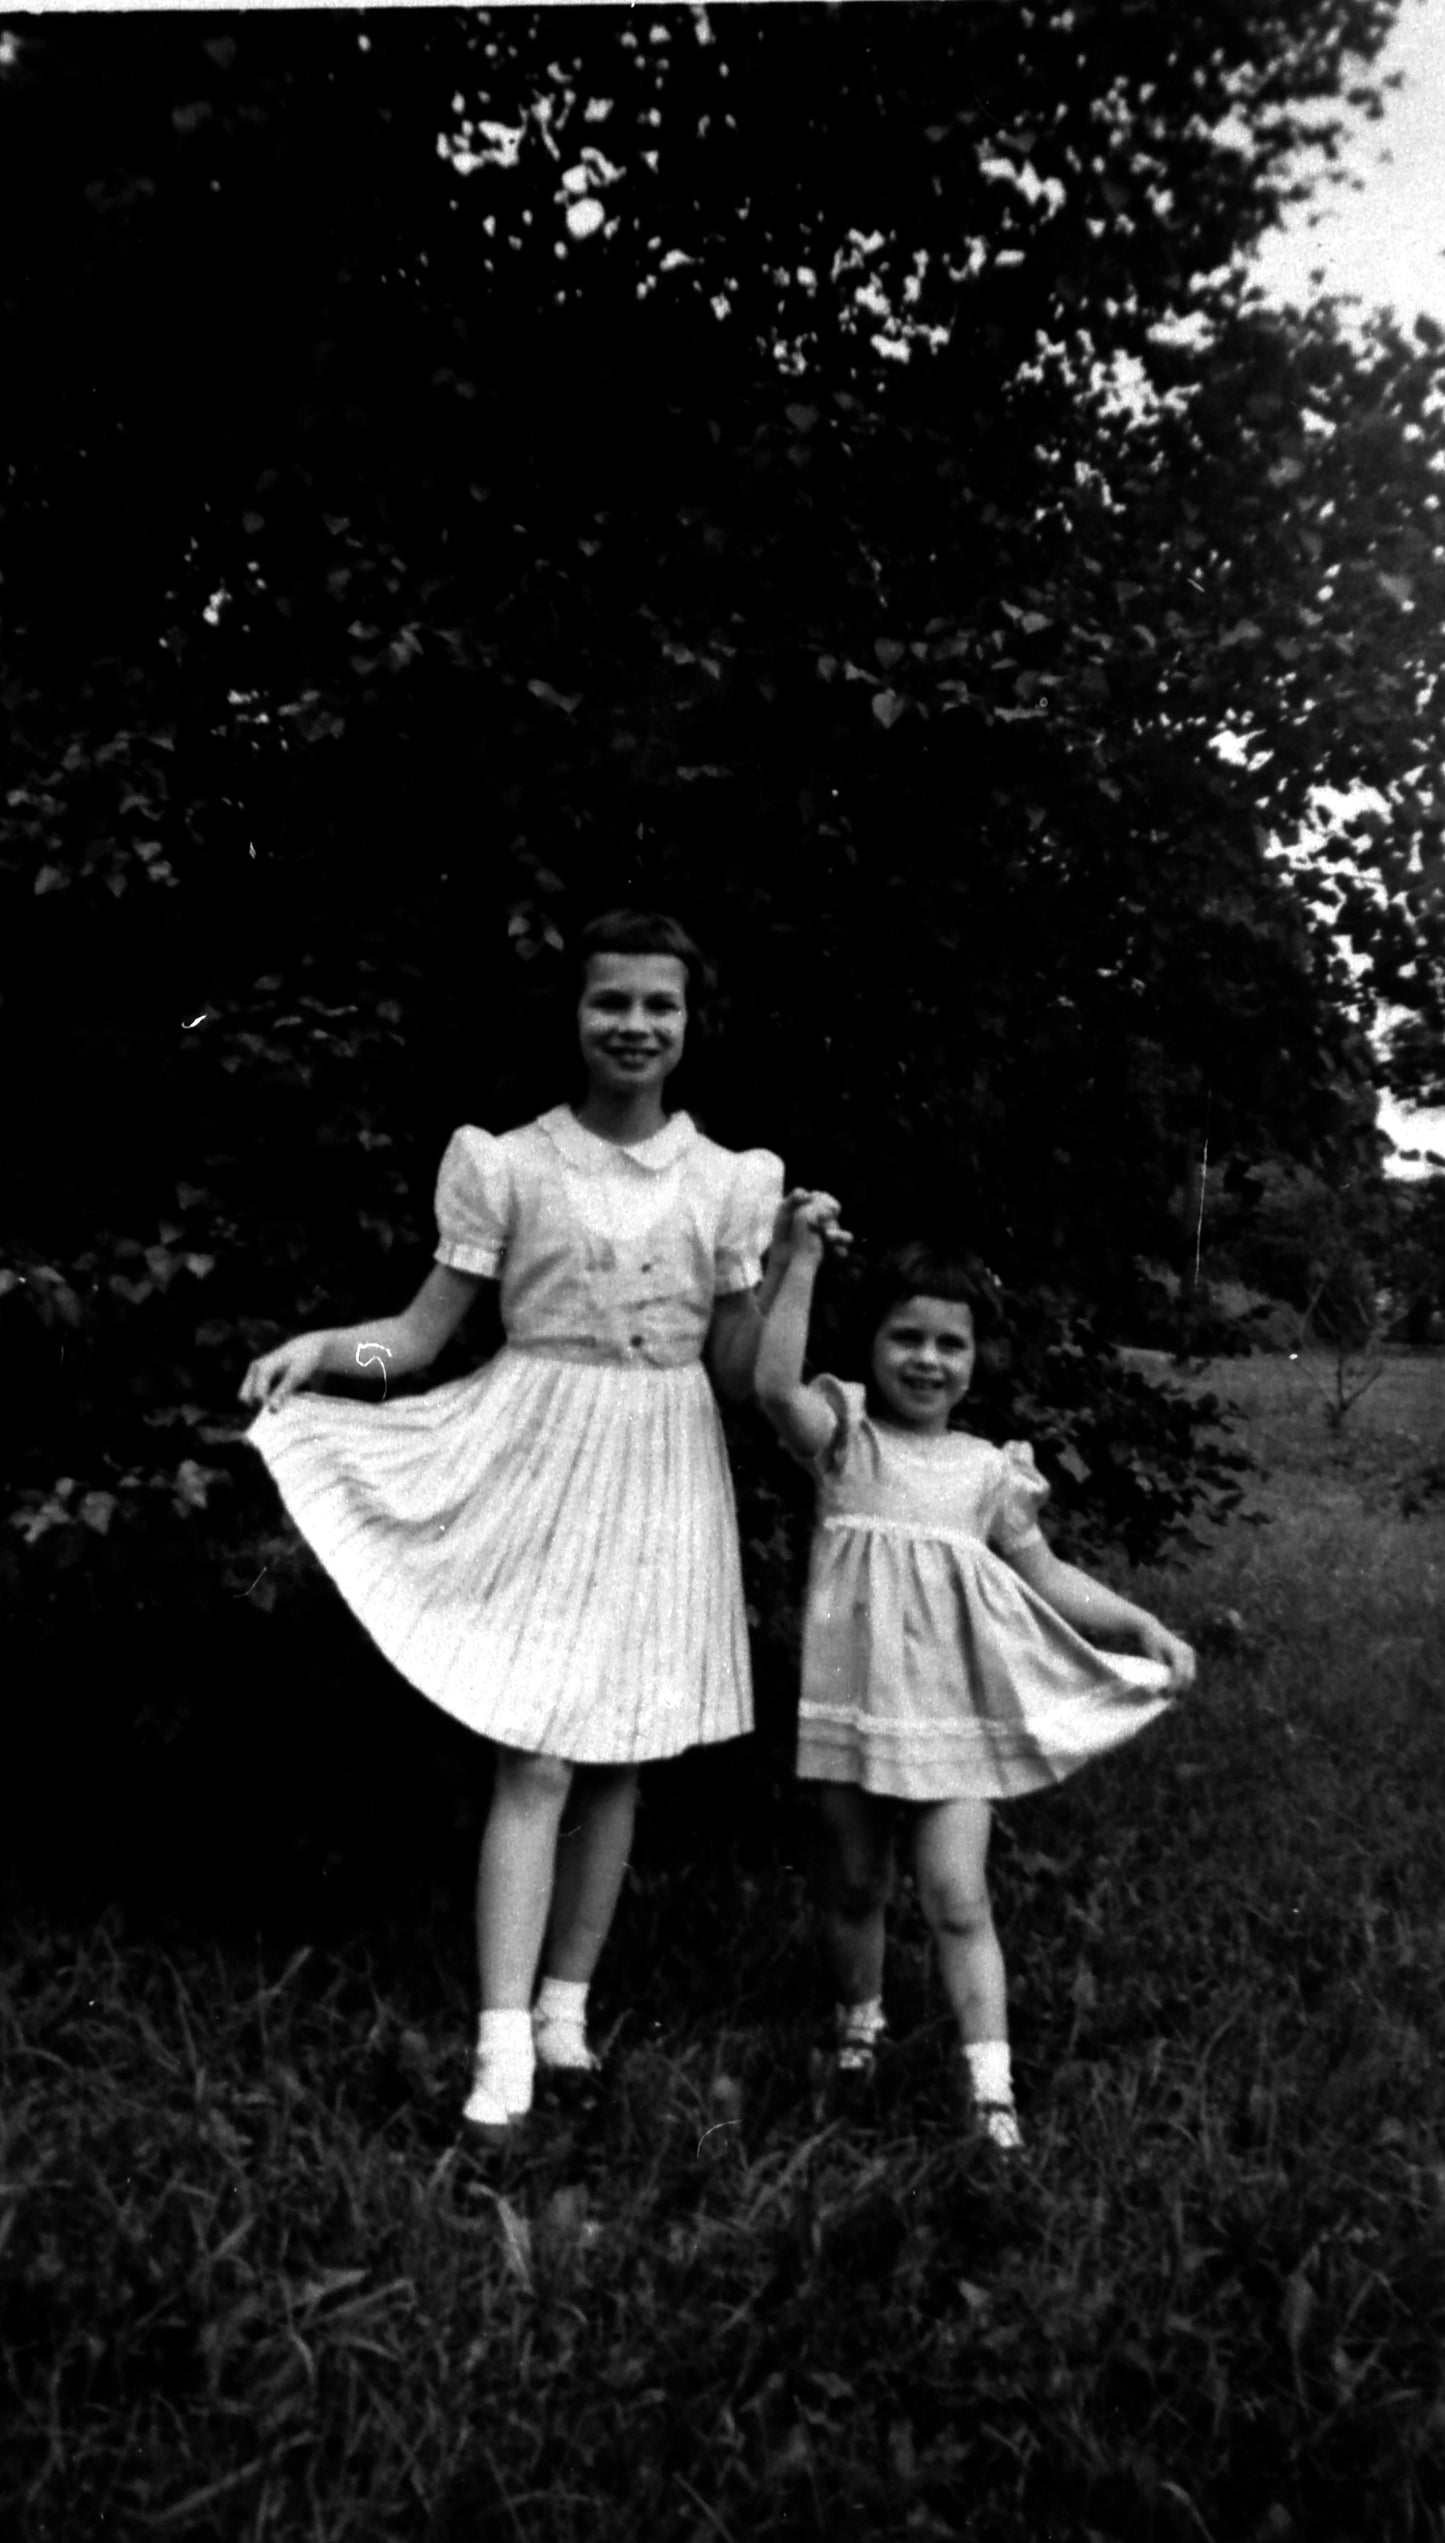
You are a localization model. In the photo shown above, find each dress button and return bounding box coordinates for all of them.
[641,1260,653,1272]
[630,1334,643,1348]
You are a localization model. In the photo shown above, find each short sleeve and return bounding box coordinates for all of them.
[805,1374,865,1477]
[433,1127,512,1278]
[714,1147,786,1295]
[990,1440,1050,1556]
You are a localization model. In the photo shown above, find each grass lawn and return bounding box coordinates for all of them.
[5,1353,1445,2542]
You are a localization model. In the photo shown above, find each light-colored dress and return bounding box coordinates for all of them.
[797,1379,1172,1802]
[248,1107,784,1763]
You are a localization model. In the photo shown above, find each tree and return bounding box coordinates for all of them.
[1382,1171,1445,1343]
[2,5,1437,1780]
[5,14,1433,1181]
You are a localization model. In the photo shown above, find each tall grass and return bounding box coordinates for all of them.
[6,1353,1445,2541]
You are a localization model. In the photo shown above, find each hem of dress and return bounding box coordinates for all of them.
[422,1681,754,1764]
[246,1352,755,1764]
[794,1708,1169,1799]
[795,1758,1069,1803]
[714,1257,763,1297]
[434,1240,504,1277]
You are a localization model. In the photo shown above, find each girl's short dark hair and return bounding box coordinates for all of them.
[846,1239,1005,1375]
[572,909,715,1020]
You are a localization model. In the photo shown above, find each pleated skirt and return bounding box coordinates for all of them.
[797,1521,1172,1802]
[247,1348,753,1762]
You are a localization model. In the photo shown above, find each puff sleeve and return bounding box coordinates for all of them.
[806,1374,865,1477]
[714,1147,786,1295]
[989,1440,1051,1557]
[433,1127,513,1279]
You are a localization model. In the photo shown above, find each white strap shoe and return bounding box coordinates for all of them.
[532,2014,600,2075]
[462,2052,534,2142]
[976,2100,1023,2151]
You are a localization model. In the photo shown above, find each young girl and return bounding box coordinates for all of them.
[756,1200,1196,2149]
[239,910,786,2140]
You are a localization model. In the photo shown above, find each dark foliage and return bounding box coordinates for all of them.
[3,3,1439,1844]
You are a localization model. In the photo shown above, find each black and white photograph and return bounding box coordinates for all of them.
[4,4,1445,2536]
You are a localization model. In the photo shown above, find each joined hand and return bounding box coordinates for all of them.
[770,1187,853,1264]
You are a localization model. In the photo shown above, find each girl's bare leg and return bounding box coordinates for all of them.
[465,1746,579,2132]
[912,1797,1007,2043]
[814,1781,895,2009]
[541,1764,639,1986]
[475,1747,576,2007]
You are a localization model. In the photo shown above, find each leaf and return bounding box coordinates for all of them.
[493,2195,533,2287]
[33,866,66,896]
[542,2183,596,2253]
[12,1501,70,1547]
[108,1274,154,1305]
[1057,1444,1092,1485]
[1281,2269,1315,2361]
[872,690,907,729]
[874,638,905,670]
[785,403,819,433]
[289,2268,369,2310]
[526,678,581,714]
[172,1459,217,1514]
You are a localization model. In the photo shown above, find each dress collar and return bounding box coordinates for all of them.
[539,1105,699,1175]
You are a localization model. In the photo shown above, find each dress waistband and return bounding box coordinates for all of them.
[503,1338,705,1371]
[821,1513,982,1550]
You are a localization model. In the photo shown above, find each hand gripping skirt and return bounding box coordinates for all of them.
[246,1348,753,1763]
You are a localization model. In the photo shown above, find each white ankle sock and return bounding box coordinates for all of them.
[476,2007,534,2073]
[964,2038,1013,2106]
[836,1996,886,2044]
[534,1976,589,2028]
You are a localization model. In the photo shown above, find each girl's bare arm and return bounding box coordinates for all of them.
[754,1223,839,1460]
[240,1263,486,1406]
[1006,1539,1196,1691]
[707,1188,850,1407]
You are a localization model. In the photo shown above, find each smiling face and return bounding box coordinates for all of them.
[576,950,688,1102]
[869,1293,977,1432]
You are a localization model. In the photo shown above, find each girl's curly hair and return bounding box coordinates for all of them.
[839,1239,1005,1417]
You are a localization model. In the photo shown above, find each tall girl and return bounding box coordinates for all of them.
[756,1201,1195,2149]
[239,911,784,2138]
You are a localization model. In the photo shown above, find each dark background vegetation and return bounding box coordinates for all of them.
[6,0,1445,1892]
[4,8,1445,2532]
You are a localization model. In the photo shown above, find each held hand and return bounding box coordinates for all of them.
[1134,1615,1197,1695]
[238,1331,330,1410]
[769,1189,853,1266]
[813,1194,854,1257]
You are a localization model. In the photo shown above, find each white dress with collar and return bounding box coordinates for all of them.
[249,1107,784,1761]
